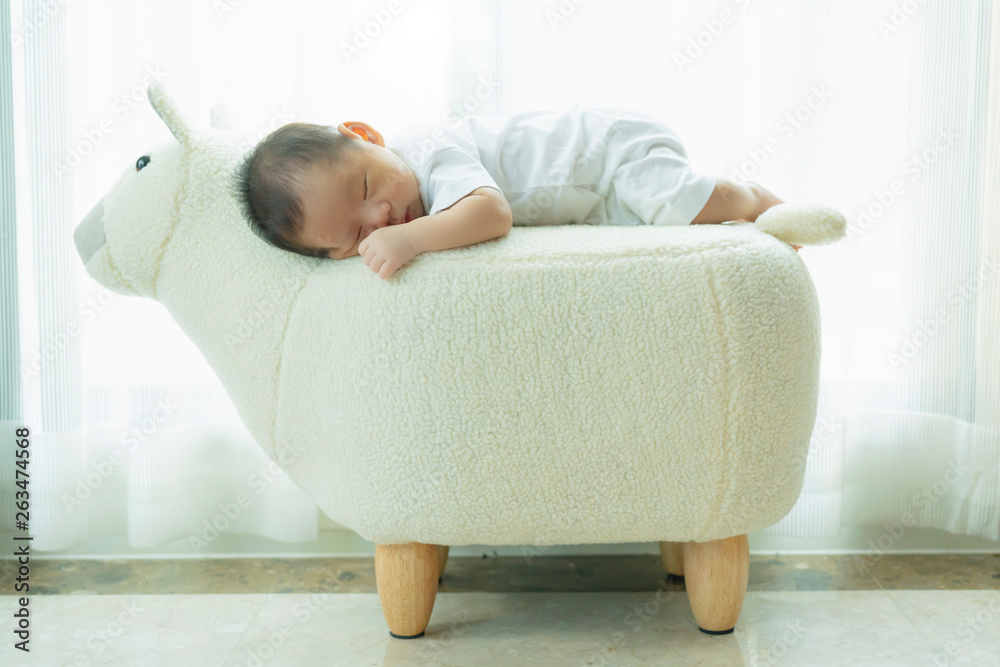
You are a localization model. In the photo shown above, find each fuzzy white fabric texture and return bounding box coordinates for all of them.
[73,83,839,546]
[755,202,847,246]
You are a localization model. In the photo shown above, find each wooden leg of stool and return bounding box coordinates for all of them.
[375,542,439,639]
[437,546,450,581]
[658,541,685,577]
[682,535,749,635]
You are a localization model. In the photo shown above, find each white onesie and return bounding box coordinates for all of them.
[385,103,716,228]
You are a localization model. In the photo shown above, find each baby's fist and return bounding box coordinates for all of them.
[358,225,420,280]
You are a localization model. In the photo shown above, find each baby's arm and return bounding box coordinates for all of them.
[407,187,513,254]
[358,187,512,279]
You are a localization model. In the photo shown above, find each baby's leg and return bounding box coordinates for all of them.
[692,179,800,251]
[691,179,783,224]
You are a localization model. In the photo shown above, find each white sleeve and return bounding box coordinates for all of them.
[422,144,503,216]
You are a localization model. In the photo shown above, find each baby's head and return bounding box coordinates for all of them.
[233,121,424,260]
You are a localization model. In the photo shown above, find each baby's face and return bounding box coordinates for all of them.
[297,122,425,259]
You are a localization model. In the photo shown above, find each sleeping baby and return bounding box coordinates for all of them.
[233,103,798,280]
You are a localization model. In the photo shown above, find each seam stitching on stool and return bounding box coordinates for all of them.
[700,253,735,538]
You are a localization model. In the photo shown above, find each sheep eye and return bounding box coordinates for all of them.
[136,155,151,171]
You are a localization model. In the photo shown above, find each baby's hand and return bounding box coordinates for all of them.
[358,225,420,280]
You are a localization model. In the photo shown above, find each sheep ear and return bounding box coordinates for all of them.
[147,81,199,147]
[210,104,237,132]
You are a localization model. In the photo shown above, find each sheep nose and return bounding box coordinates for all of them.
[74,197,106,265]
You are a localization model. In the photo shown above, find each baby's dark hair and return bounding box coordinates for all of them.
[232,122,364,258]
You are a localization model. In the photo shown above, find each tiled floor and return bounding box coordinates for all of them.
[2,554,998,666]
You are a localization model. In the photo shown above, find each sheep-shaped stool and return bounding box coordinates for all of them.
[73,82,844,640]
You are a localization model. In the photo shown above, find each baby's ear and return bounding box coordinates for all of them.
[339,122,381,144]
[336,123,363,141]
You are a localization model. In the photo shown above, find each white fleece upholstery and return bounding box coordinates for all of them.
[755,201,847,246]
[74,83,833,546]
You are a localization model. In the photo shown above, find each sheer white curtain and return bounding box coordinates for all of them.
[3,0,997,553]
[499,0,1000,542]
